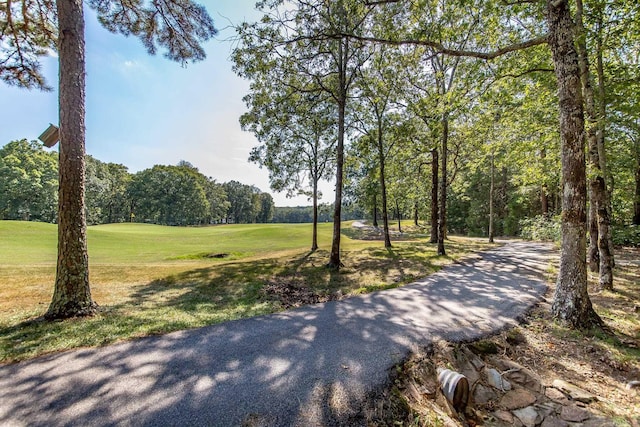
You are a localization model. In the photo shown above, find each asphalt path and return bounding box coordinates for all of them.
[0,240,555,426]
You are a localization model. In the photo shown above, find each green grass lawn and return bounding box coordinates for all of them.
[0,220,495,363]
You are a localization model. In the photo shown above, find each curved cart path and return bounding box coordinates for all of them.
[0,241,555,426]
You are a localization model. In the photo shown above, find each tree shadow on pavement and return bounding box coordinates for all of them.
[0,241,556,426]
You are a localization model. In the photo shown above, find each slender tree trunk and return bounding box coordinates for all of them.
[576,0,612,290]
[541,148,549,215]
[377,126,392,248]
[588,196,600,272]
[547,0,602,329]
[372,193,379,227]
[634,159,640,225]
[396,199,402,233]
[437,115,448,256]
[46,0,96,319]
[594,17,615,272]
[311,177,318,251]
[413,202,419,226]
[329,41,347,269]
[430,148,438,243]
[489,151,495,243]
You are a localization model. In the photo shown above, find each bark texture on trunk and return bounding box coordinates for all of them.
[547,0,601,329]
[437,116,448,256]
[377,126,392,248]
[489,152,495,243]
[311,178,318,251]
[372,193,378,227]
[430,148,438,243]
[46,0,96,319]
[329,39,347,269]
[635,161,640,225]
[576,0,612,289]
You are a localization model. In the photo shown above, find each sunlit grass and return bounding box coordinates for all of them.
[0,220,495,363]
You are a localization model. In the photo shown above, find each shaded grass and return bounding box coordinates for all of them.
[0,220,495,363]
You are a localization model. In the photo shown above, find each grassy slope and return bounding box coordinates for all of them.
[0,220,493,363]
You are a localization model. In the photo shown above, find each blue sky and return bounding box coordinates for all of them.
[0,0,329,207]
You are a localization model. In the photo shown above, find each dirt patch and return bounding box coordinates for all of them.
[363,248,640,426]
[261,280,342,309]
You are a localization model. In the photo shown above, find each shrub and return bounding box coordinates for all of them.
[519,215,561,242]
[612,225,640,247]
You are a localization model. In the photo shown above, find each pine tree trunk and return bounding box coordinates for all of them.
[437,115,448,256]
[46,0,96,319]
[547,0,601,329]
[430,148,438,243]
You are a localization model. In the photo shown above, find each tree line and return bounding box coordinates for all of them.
[3,0,639,328]
[0,139,274,226]
[233,0,640,329]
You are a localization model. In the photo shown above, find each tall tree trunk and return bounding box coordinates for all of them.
[594,13,615,272]
[329,39,347,269]
[311,176,319,251]
[547,0,601,329]
[437,115,448,256]
[634,158,640,225]
[489,151,495,243]
[46,0,96,319]
[377,126,392,248]
[413,202,419,226]
[372,193,379,227]
[576,0,612,290]
[396,199,402,233]
[588,195,600,272]
[541,148,549,215]
[430,148,438,243]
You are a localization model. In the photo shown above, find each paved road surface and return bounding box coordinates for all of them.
[0,241,555,426]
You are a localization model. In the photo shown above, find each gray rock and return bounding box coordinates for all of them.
[552,379,597,404]
[493,409,514,424]
[560,405,591,423]
[545,386,569,403]
[494,359,543,393]
[540,416,569,427]
[513,406,542,427]
[500,388,537,410]
[486,368,512,391]
[473,384,498,405]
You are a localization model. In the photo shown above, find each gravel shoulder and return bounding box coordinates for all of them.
[0,241,554,426]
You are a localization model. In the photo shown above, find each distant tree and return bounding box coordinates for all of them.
[0,139,58,222]
[254,192,274,224]
[128,165,209,225]
[223,181,260,224]
[204,179,230,224]
[85,156,131,224]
